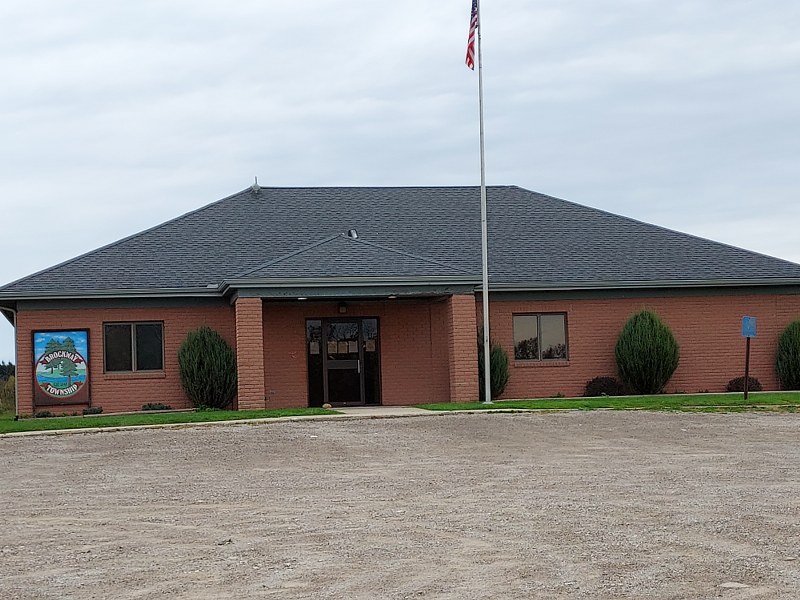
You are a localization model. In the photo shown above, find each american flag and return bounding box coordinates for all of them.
[465,0,478,70]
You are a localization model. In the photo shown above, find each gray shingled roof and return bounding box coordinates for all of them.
[2,185,800,297]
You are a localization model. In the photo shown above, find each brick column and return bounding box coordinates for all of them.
[14,314,33,415]
[235,297,266,410]
[446,294,479,403]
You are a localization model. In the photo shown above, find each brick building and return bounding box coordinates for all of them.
[1,186,799,414]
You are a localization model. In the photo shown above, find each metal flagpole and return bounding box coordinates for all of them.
[476,0,492,404]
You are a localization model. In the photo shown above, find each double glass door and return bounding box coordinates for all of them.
[306,318,380,406]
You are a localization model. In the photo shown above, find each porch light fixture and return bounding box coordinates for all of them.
[338,302,347,314]
[346,229,358,239]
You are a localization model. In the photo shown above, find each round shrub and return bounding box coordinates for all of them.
[178,326,237,409]
[478,335,510,402]
[584,376,626,397]
[615,310,680,395]
[776,321,800,390]
[725,376,762,393]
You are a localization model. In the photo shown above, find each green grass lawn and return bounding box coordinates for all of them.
[3,392,799,435]
[418,392,800,412]
[0,408,339,435]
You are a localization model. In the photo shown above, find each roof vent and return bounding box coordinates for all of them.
[251,176,261,195]
[346,229,358,239]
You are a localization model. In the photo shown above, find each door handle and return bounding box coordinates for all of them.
[357,359,361,374]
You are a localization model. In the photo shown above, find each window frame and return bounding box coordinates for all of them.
[103,321,165,373]
[512,312,569,362]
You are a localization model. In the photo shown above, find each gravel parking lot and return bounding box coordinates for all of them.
[2,411,799,599]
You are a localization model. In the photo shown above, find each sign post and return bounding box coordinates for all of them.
[741,317,757,400]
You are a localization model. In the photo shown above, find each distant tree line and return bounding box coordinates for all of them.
[0,361,15,381]
[0,362,14,413]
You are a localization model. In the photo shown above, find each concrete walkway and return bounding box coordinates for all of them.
[334,406,431,417]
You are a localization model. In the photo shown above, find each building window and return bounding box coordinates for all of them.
[513,314,568,361]
[104,322,164,372]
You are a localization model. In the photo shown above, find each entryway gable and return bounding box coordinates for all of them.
[236,234,473,280]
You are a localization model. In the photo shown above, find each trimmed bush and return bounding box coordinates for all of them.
[477,335,510,402]
[82,406,103,415]
[725,376,762,393]
[142,403,173,411]
[615,310,680,394]
[178,326,237,409]
[584,376,626,397]
[776,321,800,390]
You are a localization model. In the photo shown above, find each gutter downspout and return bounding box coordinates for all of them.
[1,307,18,416]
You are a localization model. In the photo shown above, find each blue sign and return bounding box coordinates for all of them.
[742,316,757,338]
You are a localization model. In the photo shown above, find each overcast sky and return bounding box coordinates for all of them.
[1,0,798,362]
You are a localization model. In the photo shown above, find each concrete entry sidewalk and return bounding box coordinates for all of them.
[333,405,431,417]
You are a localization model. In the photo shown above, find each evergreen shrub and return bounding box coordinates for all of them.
[584,376,626,397]
[178,326,237,409]
[142,403,173,411]
[615,310,680,394]
[776,321,800,390]
[725,376,762,393]
[478,334,510,402]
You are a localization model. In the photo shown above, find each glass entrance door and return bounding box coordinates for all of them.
[306,318,381,407]
[324,321,362,405]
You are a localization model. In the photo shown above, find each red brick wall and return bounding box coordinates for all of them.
[16,304,235,415]
[19,290,792,414]
[261,300,452,407]
[479,293,800,399]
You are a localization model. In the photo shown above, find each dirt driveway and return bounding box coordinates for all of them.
[1,411,799,599]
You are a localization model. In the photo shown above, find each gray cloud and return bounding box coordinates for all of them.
[1,0,799,360]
